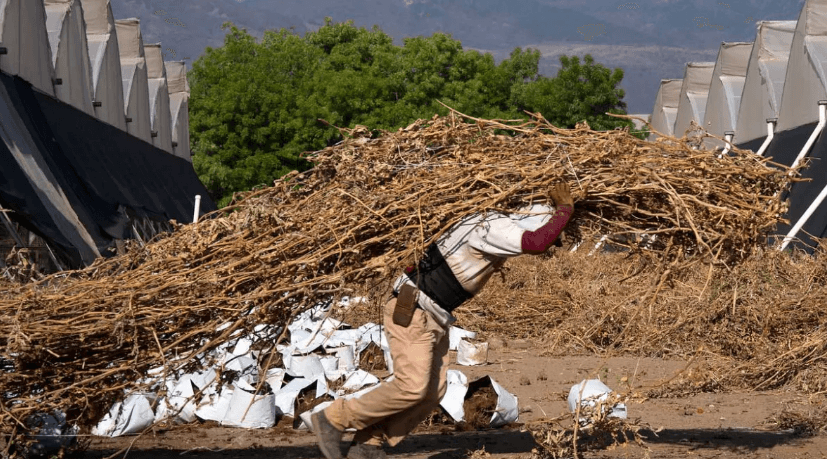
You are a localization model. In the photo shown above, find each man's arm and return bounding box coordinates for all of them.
[521,181,575,254]
[520,204,573,254]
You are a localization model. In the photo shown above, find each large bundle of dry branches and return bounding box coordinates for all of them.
[459,246,827,395]
[0,111,790,452]
[457,247,827,459]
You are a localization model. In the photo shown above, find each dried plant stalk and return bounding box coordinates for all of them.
[0,110,791,455]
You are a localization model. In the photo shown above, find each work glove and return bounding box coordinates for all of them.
[549,181,574,208]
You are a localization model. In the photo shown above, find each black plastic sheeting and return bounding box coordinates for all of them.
[736,122,827,251]
[735,136,769,155]
[766,123,827,251]
[0,71,216,268]
[763,122,818,168]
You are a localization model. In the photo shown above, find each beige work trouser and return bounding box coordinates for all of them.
[324,296,450,447]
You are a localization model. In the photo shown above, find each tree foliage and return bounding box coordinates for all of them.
[189,19,635,206]
[512,55,633,131]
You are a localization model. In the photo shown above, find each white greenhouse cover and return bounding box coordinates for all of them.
[0,0,54,94]
[166,61,191,161]
[44,0,94,115]
[145,44,173,153]
[627,114,650,132]
[703,42,752,149]
[648,79,682,139]
[673,62,715,137]
[776,0,827,132]
[735,21,795,144]
[80,0,125,130]
[115,18,151,143]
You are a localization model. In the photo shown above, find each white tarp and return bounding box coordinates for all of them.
[274,377,316,418]
[89,299,516,437]
[145,43,173,153]
[449,326,476,350]
[92,394,155,436]
[79,0,125,130]
[673,62,715,137]
[488,378,519,427]
[703,42,752,149]
[0,0,54,94]
[440,370,469,421]
[735,21,796,144]
[777,0,827,132]
[342,369,379,390]
[115,18,151,143]
[221,380,276,429]
[456,339,488,366]
[44,0,94,115]
[648,79,682,139]
[194,389,233,422]
[165,61,190,161]
[567,379,627,422]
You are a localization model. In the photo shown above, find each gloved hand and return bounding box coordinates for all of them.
[550,181,574,208]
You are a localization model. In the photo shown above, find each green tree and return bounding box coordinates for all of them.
[189,21,635,206]
[190,24,326,205]
[514,54,634,133]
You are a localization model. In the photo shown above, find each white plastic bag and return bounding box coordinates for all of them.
[567,379,627,420]
[456,339,488,366]
[92,394,155,436]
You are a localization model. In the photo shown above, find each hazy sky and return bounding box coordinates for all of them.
[110,0,806,113]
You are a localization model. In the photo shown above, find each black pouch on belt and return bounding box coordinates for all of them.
[393,284,417,327]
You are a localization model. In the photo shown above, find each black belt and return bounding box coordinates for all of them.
[402,243,473,313]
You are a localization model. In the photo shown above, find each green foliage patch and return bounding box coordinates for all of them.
[190,19,638,206]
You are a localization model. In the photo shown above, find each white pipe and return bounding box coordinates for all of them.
[755,118,776,157]
[193,195,202,223]
[779,180,827,251]
[718,131,734,158]
[588,234,608,256]
[790,101,827,172]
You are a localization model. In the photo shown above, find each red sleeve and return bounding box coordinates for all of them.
[520,205,573,254]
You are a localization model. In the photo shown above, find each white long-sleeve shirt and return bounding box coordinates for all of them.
[392,203,559,327]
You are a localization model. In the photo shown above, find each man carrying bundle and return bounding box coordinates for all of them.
[312,182,575,459]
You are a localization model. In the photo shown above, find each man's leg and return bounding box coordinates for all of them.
[368,310,450,447]
[324,298,442,433]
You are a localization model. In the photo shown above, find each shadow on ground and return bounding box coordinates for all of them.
[84,427,811,459]
[639,427,810,451]
[85,429,537,459]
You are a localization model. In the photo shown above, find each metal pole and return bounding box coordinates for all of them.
[718,131,735,159]
[790,101,827,172]
[779,181,827,251]
[755,118,776,157]
[0,206,26,248]
[1,205,63,271]
[193,195,202,223]
[132,224,145,246]
[43,240,64,271]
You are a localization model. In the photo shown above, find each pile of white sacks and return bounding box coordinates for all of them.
[92,298,519,437]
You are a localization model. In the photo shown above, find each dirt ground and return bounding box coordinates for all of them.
[87,338,827,459]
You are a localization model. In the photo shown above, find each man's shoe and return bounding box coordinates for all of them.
[346,442,387,459]
[311,411,344,459]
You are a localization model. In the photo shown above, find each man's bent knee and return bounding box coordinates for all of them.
[395,381,431,405]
